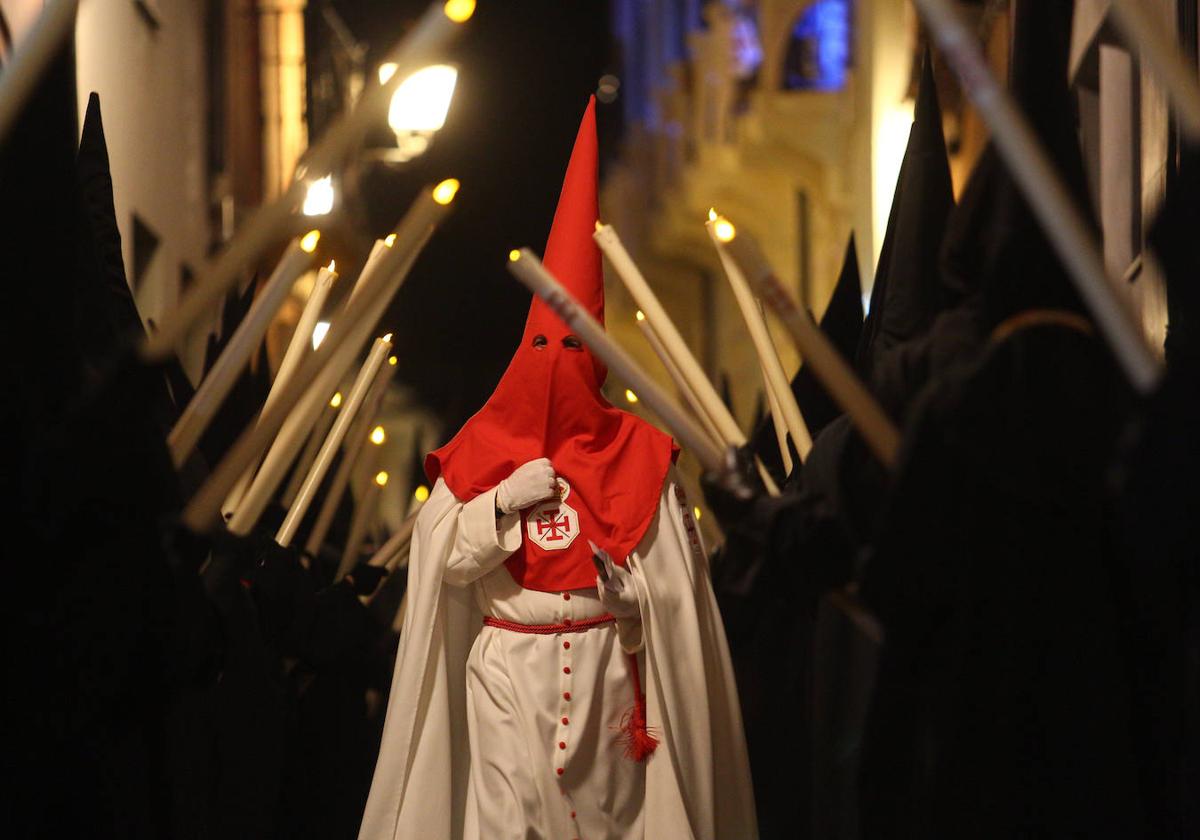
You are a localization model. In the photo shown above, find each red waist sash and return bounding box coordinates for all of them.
[482,613,616,635]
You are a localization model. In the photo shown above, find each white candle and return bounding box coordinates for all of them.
[142,0,473,360]
[337,468,388,581]
[912,0,1161,394]
[0,0,79,145]
[305,356,398,559]
[721,221,901,467]
[507,248,726,473]
[594,223,748,449]
[187,180,457,533]
[168,234,319,467]
[706,213,813,461]
[635,312,725,451]
[276,335,393,546]
[221,260,339,517]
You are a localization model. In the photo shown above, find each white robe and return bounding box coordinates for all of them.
[359,469,757,839]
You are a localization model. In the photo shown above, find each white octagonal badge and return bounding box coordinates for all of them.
[526,478,580,551]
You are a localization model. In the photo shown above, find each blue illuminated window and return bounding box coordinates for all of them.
[783,0,852,91]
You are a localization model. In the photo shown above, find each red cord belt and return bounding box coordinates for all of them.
[482,613,616,634]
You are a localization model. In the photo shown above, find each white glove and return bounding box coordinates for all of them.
[496,457,558,514]
[596,563,640,620]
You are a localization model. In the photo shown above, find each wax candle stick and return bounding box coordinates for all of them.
[142,1,474,360]
[720,220,901,467]
[276,336,393,546]
[337,469,389,582]
[706,211,813,461]
[279,390,341,510]
[305,357,398,559]
[190,180,457,533]
[594,223,748,449]
[760,355,794,476]
[168,233,319,467]
[913,0,1160,394]
[0,0,79,145]
[635,311,725,452]
[222,260,339,516]
[507,248,725,473]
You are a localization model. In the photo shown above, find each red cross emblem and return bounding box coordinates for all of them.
[527,479,580,550]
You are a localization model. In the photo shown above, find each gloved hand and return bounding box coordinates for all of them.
[701,445,768,534]
[496,457,558,514]
[596,563,641,619]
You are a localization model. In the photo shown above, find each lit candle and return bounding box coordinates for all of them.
[304,357,398,559]
[336,470,389,581]
[142,0,474,360]
[634,311,725,451]
[168,232,320,467]
[705,210,812,461]
[222,259,338,517]
[186,180,459,533]
[718,217,901,467]
[507,248,725,473]
[593,222,747,450]
[276,335,393,546]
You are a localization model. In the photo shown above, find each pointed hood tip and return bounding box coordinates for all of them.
[539,95,602,326]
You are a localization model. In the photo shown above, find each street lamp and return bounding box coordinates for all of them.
[381,63,459,161]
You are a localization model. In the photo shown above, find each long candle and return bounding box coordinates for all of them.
[276,335,393,546]
[760,356,794,476]
[1108,0,1200,142]
[221,260,339,516]
[721,221,901,467]
[0,0,79,145]
[168,233,319,466]
[189,180,457,533]
[912,0,1161,394]
[337,468,388,581]
[142,0,474,360]
[304,356,398,559]
[594,223,748,449]
[706,212,813,461]
[635,312,725,451]
[508,248,725,472]
[280,391,342,511]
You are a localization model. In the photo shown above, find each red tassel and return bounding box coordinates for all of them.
[620,654,659,762]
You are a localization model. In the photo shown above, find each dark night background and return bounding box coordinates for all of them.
[310,0,618,437]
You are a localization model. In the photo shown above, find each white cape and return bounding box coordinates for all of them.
[360,470,757,839]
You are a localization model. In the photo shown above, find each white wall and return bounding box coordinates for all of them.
[74,0,212,372]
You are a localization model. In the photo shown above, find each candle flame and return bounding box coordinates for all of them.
[714,218,736,243]
[383,333,394,343]
[693,506,702,521]
[444,0,475,23]
[375,471,390,487]
[508,249,521,262]
[624,389,639,404]
[378,62,398,85]
[388,355,398,366]
[594,221,603,232]
[370,426,386,445]
[707,208,717,222]
[330,392,343,408]
[312,320,331,350]
[414,484,431,503]
[433,178,460,205]
[384,233,397,247]
[326,260,336,272]
[635,310,645,322]
[300,230,321,253]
